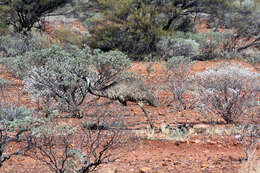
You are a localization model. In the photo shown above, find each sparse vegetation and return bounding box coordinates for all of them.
[165,56,196,111]
[237,124,260,172]
[0,0,260,172]
[27,112,127,173]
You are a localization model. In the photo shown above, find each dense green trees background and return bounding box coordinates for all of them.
[73,0,260,59]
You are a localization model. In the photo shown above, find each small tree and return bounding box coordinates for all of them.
[193,64,259,124]
[239,124,259,163]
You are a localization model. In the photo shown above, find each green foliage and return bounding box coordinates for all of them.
[196,31,227,60]
[0,2,11,35]
[166,56,193,70]
[23,45,92,113]
[204,0,260,52]
[98,0,134,20]
[86,0,171,59]
[3,43,59,78]
[245,52,260,65]
[0,22,8,36]
[156,35,200,60]
[92,49,131,79]
[162,31,238,60]
[88,23,124,51]
[54,28,85,48]
[0,104,33,130]
[0,0,70,33]
[79,0,260,58]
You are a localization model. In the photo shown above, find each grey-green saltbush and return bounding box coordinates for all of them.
[0,33,46,57]
[0,104,45,167]
[24,45,131,114]
[161,31,238,60]
[5,45,89,78]
[156,36,199,60]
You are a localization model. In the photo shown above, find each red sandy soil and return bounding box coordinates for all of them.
[0,60,259,173]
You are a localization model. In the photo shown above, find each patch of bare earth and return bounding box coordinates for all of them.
[0,60,259,173]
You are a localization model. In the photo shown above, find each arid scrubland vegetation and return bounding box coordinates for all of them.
[0,0,259,172]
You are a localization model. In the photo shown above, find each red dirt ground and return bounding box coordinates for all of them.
[0,60,259,173]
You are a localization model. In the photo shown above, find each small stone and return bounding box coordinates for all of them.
[139,167,152,173]
[102,167,117,173]
[200,163,209,168]
[162,163,168,167]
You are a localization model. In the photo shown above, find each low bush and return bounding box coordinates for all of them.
[24,45,131,115]
[165,56,196,110]
[192,64,260,123]
[161,31,240,61]
[0,32,47,57]
[28,114,127,173]
[0,103,44,167]
[3,45,75,78]
[156,36,199,60]
[23,45,93,115]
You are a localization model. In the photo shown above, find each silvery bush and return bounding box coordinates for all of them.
[23,45,93,115]
[192,64,260,123]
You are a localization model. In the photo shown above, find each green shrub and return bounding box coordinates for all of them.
[156,36,199,60]
[54,28,85,48]
[23,45,93,114]
[88,23,124,51]
[0,32,47,57]
[92,49,131,80]
[3,45,71,78]
[24,45,131,115]
[163,31,241,61]
[87,0,167,60]
[245,52,260,66]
